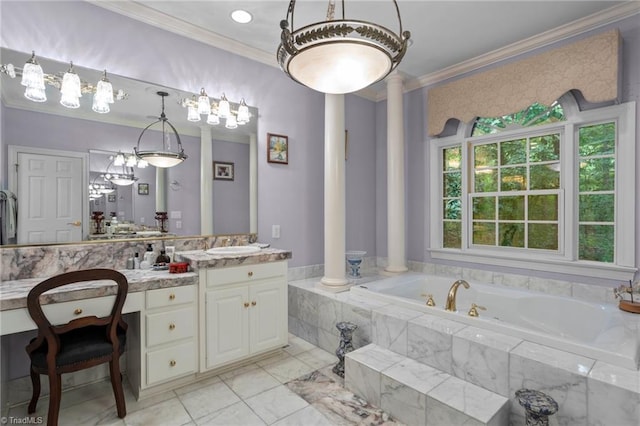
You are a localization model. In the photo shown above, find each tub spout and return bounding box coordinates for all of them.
[445,279,470,311]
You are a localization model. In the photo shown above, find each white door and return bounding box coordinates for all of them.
[15,151,84,244]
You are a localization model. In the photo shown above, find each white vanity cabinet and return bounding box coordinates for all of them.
[202,261,287,370]
[143,285,197,387]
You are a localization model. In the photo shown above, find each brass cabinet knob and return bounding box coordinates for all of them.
[251,301,256,306]
[73,308,83,315]
[244,302,250,308]
[169,360,176,367]
[468,303,487,317]
[169,294,176,300]
[169,323,176,330]
[247,271,253,277]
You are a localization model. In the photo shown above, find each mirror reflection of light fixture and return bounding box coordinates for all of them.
[277,0,411,94]
[135,91,187,168]
[180,91,250,128]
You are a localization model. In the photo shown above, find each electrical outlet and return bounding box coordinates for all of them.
[176,220,182,229]
[140,217,145,223]
[170,211,182,219]
[272,225,280,239]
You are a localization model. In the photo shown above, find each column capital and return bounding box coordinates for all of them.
[385,70,405,85]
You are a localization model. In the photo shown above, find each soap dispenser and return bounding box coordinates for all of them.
[155,250,171,265]
[141,243,154,269]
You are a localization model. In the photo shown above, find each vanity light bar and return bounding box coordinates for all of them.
[0,53,128,112]
[179,89,251,127]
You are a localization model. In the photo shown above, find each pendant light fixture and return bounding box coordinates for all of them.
[135,91,187,168]
[277,0,411,94]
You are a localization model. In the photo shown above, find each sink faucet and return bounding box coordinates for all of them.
[445,279,470,311]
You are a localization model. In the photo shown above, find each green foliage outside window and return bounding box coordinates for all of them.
[441,102,617,264]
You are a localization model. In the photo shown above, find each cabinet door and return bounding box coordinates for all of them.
[205,287,249,369]
[249,279,287,354]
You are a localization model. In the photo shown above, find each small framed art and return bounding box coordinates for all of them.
[138,183,149,195]
[214,161,234,180]
[267,133,288,164]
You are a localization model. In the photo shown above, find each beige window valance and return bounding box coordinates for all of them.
[427,29,620,136]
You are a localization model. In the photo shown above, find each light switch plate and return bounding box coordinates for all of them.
[272,225,280,238]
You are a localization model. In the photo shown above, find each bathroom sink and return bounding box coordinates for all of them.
[205,246,262,256]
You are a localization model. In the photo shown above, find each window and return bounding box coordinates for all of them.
[429,96,636,280]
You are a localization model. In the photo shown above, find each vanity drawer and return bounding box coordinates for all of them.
[146,285,195,309]
[146,306,195,347]
[207,261,286,287]
[40,294,142,326]
[146,340,195,385]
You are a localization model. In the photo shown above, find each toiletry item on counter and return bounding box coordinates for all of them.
[165,246,175,262]
[169,262,189,273]
[133,252,140,269]
[155,250,171,265]
[126,257,135,269]
[141,244,154,269]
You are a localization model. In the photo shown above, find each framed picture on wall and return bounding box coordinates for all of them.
[138,183,149,195]
[213,161,234,180]
[267,133,288,164]
[107,194,116,203]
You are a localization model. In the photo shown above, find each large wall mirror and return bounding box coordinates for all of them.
[1,47,258,246]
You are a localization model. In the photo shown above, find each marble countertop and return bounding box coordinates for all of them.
[0,269,198,311]
[176,247,292,270]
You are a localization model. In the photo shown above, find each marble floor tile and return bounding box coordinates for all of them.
[244,385,309,424]
[255,349,293,367]
[286,370,403,426]
[173,375,222,396]
[296,347,338,370]
[194,401,266,426]
[177,380,241,420]
[262,355,317,383]
[272,405,334,426]
[220,363,280,399]
[123,397,192,426]
[284,334,319,356]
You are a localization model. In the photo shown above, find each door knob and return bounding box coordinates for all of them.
[67,221,81,226]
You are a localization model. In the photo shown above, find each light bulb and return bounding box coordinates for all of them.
[197,88,211,115]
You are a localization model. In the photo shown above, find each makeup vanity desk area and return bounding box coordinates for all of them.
[0,248,291,399]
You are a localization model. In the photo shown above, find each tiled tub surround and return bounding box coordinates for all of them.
[0,234,257,281]
[289,276,640,426]
[350,273,640,370]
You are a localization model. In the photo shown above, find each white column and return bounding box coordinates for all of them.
[155,168,167,212]
[385,72,408,273]
[200,126,213,235]
[249,133,258,234]
[320,93,349,289]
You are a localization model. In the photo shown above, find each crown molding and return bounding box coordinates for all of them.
[380,1,640,101]
[87,0,276,68]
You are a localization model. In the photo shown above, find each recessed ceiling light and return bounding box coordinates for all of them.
[231,9,252,24]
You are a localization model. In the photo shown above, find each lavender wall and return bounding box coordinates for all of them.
[405,15,640,285]
[0,0,382,267]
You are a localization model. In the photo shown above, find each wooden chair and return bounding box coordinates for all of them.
[25,269,128,426]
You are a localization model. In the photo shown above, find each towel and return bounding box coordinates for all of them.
[0,189,18,243]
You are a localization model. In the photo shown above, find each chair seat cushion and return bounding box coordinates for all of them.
[31,325,126,370]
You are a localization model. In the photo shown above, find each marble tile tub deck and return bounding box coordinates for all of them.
[3,335,403,426]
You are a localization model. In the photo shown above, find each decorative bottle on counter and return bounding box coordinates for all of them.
[155,250,171,265]
[133,252,140,269]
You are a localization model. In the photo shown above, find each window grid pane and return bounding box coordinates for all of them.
[470,132,561,251]
[578,122,616,262]
[442,146,462,248]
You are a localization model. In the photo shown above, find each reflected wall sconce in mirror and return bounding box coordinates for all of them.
[179,89,251,129]
[277,0,411,94]
[0,51,128,111]
[135,91,187,168]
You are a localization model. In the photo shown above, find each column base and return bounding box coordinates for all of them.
[317,277,351,293]
[383,265,409,275]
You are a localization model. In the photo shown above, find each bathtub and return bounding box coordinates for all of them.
[350,273,640,370]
